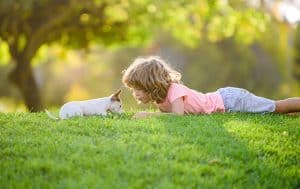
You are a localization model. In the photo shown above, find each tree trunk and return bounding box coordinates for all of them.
[9,62,43,112]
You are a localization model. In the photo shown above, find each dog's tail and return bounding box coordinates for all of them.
[45,109,60,120]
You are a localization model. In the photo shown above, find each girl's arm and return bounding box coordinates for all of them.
[133,97,184,119]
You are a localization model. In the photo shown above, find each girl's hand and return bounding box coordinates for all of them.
[133,111,151,119]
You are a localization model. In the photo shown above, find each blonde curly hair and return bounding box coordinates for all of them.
[122,56,181,103]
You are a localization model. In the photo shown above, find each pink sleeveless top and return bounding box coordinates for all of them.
[157,83,225,114]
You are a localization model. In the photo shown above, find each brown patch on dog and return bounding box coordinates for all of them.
[111,89,121,101]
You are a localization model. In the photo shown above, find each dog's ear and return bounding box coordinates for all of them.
[111,89,121,101]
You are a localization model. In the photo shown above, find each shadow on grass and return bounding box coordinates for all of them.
[151,113,299,188]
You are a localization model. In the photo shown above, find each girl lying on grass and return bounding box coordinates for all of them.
[122,56,300,119]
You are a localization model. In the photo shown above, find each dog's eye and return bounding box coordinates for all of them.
[119,105,122,108]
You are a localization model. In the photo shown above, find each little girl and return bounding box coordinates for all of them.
[122,56,300,118]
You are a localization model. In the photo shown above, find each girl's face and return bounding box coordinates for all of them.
[132,89,151,103]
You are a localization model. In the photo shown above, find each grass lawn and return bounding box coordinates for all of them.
[0,112,299,189]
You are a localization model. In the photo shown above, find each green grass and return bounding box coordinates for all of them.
[0,112,299,189]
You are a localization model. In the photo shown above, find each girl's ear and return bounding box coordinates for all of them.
[111,89,121,101]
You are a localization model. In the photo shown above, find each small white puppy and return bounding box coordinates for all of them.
[45,90,122,120]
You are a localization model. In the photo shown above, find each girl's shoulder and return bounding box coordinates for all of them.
[168,83,190,96]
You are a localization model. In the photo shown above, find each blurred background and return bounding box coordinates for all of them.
[0,0,299,112]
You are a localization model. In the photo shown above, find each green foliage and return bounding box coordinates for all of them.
[0,112,299,188]
[31,45,49,66]
[207,8,269,44]
[0,40,10,65]
[0,0,270,53]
